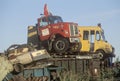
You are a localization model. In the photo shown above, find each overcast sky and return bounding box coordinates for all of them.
[0,0,120,59]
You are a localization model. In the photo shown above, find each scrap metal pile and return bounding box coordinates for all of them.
[0,4,117,81]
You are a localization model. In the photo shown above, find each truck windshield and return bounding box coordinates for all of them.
[48,16,63,24]
[101,32,106,41]
[39,16,63,27]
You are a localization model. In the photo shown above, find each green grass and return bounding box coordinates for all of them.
[58,69,116,81]
[59,70,92,81]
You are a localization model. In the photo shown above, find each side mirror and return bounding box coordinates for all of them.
[105,40,108,42]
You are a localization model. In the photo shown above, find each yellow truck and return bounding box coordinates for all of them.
[78,24,115,58]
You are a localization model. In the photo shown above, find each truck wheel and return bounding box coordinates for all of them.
[96,50,105,59]
[53,38,69,53]
[71,42,82,52]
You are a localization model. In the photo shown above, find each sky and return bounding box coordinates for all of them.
[0,0,120,59]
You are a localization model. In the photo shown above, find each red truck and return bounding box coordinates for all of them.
[28,4,81,53]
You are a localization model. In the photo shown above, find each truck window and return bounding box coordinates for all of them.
[40,17,48,27]
[101,31,106,41]
[96,31,100,41]
[83,31,89,40]
[48,16,63,24]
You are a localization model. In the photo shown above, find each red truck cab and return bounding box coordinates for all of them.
[28,4,81,53]
[37,15,81,53]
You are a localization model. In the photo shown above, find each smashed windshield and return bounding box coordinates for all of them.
[48,16,63,24]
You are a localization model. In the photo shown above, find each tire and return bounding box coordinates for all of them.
[96,50,105,59]
[71,42,82,52]
[53,38,69,53]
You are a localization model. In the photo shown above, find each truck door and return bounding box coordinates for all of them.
[94,31,101,52]
[38,17,51,41]
[90,30,95,52]
[81,30,90,52]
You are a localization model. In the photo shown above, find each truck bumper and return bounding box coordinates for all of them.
[69,37,80,43]
[106,47,115,57]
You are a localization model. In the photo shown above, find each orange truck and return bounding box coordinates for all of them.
[27,4,81,53]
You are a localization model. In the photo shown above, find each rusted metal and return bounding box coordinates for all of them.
[9,49,51,65]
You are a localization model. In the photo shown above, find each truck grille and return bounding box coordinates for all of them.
[69,24,79,36]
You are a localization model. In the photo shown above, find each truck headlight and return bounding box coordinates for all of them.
[65,30,68,34]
